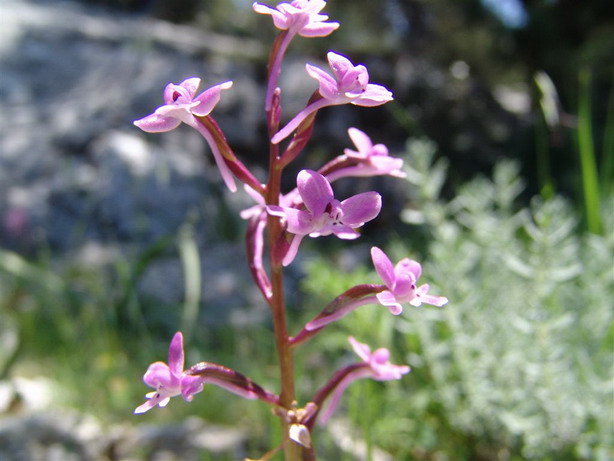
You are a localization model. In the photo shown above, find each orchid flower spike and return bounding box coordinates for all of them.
[320,337,410,423]
[133,78,237,192]
[252,0,339,37]
[134,332,204,414]
[326,128,406,182]
[267,170,381,266]
[272,52,393,143]
[371,246,448,315]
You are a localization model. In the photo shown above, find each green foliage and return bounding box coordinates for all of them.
[302,139,614,459]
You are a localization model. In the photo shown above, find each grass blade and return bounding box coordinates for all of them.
[577,68,602,234]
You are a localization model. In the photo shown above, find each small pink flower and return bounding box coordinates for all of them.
[302,248,447,331]
[371,246,448,315]
[267,170,381,265]
[134,332,204,414]
[325,128,406,182]
[133,78,237,192]
[272,52,393,143]
[348,336,410,381]
[252,0,339,37]
[320,337,410,423]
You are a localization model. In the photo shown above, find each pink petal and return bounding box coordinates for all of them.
[134,398,159,414]
[297,170,333,216]
[267,206,314,235]
[371,347,391,364]
[192,81,233,117]
[143,361,172,388]
[299,21,339,37]
[371,143,390,156]
[393,273,417,300]
[411,284,448,307]
[351,84,394,107]
[178,77,202,98]
[329,224,360,239]
[180,375,204,401]
[347,127,372,155]
[370,156,406,177]
[341,65,369,95]
[265,205,286,218]
[299,0,327,13]
[163,82,191,104]
[133,113,181,133]
[348,336,372,362]
[395,257,422,281]
[305,64,338,100]
[168,332,185,376]
[244,184,265,205]
[340,191,381,225]
[326,51,354,81]
[156,103,198,125]
[371,247,395,288]
[252,3,290,29]
[282,233,304,266]
[376,291,403,315]
[372,362,410,381]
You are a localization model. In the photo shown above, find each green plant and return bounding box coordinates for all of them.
[301,139,613,459]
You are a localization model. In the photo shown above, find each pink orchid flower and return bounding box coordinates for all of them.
[134,332,204,414]
[303,248,447,331]
[371,246,448,315]
[133,78,237,192]
[320,337,410,423]
[272,52,393,143]
[252,0,339,37]
[325,127,406,182]
[267,169,381,266]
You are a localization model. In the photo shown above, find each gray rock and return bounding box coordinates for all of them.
[1,0,265,256]
[0,410,247,461]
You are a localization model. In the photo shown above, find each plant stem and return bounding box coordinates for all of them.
[266,149,302,461]
[535,109,554,200]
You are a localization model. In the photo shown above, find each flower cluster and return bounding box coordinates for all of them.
[132,1,447,458]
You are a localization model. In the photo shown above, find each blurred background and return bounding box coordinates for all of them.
[0,0,612,459]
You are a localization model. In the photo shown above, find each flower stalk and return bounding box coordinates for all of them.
[131,2,447,460]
